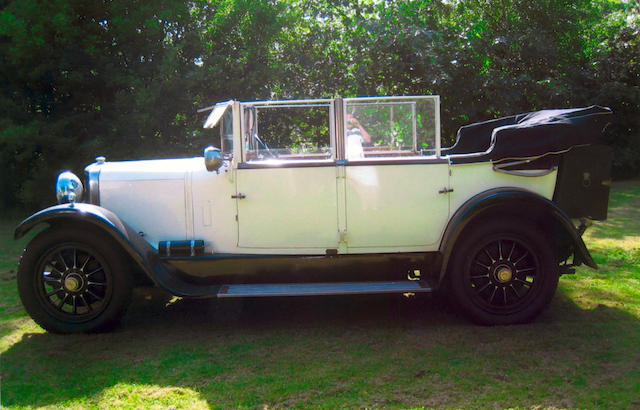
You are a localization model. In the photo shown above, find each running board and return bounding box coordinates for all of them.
[217,281,432,298]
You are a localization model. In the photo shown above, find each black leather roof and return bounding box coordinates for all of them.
[447,106,612,163]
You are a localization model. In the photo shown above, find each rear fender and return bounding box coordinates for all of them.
[439,188,596,283]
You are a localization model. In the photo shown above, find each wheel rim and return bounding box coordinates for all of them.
[35,244,112,322]
[465,235,542,315]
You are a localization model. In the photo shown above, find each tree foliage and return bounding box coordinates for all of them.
[1,0,638,209]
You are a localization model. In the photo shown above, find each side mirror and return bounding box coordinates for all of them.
[204,146,223,172]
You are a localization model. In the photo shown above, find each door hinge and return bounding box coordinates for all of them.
[438,187,454,194]
[339,229,347,243]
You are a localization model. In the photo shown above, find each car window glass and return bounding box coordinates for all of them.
[221,109,233,156]
[243,103,333,162]
[344,98,438,160]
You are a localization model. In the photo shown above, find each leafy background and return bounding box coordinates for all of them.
[1,0,638,210]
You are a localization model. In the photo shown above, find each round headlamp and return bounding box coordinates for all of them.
[56,171,83,204]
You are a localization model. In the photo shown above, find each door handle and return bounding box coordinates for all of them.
[231,193,246,199]
[438,187,454,194]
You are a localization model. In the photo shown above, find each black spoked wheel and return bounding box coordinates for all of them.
[467,235,541,315]
[18,228,132,333]
[448,221,558,325]
[36,244,112,322]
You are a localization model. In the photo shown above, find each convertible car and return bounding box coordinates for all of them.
[14,96,613,332]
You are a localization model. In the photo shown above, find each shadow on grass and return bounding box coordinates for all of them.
[587,179,640,240]
[588,216,640,240]
[2,286,640,407]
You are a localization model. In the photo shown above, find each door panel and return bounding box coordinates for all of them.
[345,163,450,249]
[237,166,338,249]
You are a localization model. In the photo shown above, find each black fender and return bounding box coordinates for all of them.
[14,203,221,298]
[438,187,597,283]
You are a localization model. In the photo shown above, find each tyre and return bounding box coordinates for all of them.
[17,227,133,333]
[447,220,559,325]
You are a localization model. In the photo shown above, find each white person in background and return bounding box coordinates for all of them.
[346,113,372,159]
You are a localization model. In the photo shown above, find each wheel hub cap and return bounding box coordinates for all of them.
[64,273,84,292]
[495,266,513,283]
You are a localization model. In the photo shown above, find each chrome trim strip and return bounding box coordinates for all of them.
[345,158,449,166]
[240,98,333,106]
[329,100,336,159]
[435,95,441,158]
[492,165,558,177]
[334,97,345,161]
[343,95,439,102]
[412,102,417,153]
[252,103,330,109]
[84,163,102,205]
[217,281,433,298]
[237,157,449,169]
[238,161,337,169]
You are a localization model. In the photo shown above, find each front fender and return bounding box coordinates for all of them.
[15,203,158,286]
[15,203,129,241]
[439,188,597,282]
[14,203,221,298]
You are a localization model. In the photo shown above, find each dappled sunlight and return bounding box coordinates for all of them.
[0,317,42,354]
[575,179,640,318]
[560,258,640,319]
[586,226,640,247]
[97,384,208,409]
[2,290,640,408]
[585,180,640,243]
[586,225,640,244]
[559,280,640,318]
[587,236,640,252]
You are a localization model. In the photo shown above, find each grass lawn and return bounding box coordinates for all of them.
[1,181,639,408]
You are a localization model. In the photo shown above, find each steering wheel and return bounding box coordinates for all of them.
[254,133,278,158]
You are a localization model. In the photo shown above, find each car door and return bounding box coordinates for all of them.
[235,100,340,251]
[341,97,450,252]
[236,165,339,250]
[344,162,450,250]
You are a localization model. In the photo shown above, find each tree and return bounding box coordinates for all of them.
[1,0,638,210]
[0,0,200,208]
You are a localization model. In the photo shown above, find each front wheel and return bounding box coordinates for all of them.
[17,228,133,333]
[447,220,559,325]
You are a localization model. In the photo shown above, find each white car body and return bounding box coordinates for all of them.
[16,95,613,332]
[97,155,557,255]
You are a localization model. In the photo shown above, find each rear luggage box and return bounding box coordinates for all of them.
[553,144,612,221]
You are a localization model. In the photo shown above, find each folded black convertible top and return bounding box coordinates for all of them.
[447,106,612,163]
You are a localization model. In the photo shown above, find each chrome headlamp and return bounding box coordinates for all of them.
[56,171,84,204]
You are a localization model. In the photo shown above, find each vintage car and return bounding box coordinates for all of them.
[14,96,613,333]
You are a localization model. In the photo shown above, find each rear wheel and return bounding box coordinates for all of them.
[18,228,132,333]
[448,220,559,325]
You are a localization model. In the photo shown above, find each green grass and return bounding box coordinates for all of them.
[2,181,640,408]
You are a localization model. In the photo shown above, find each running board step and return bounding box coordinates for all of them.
[217,281,432,298]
